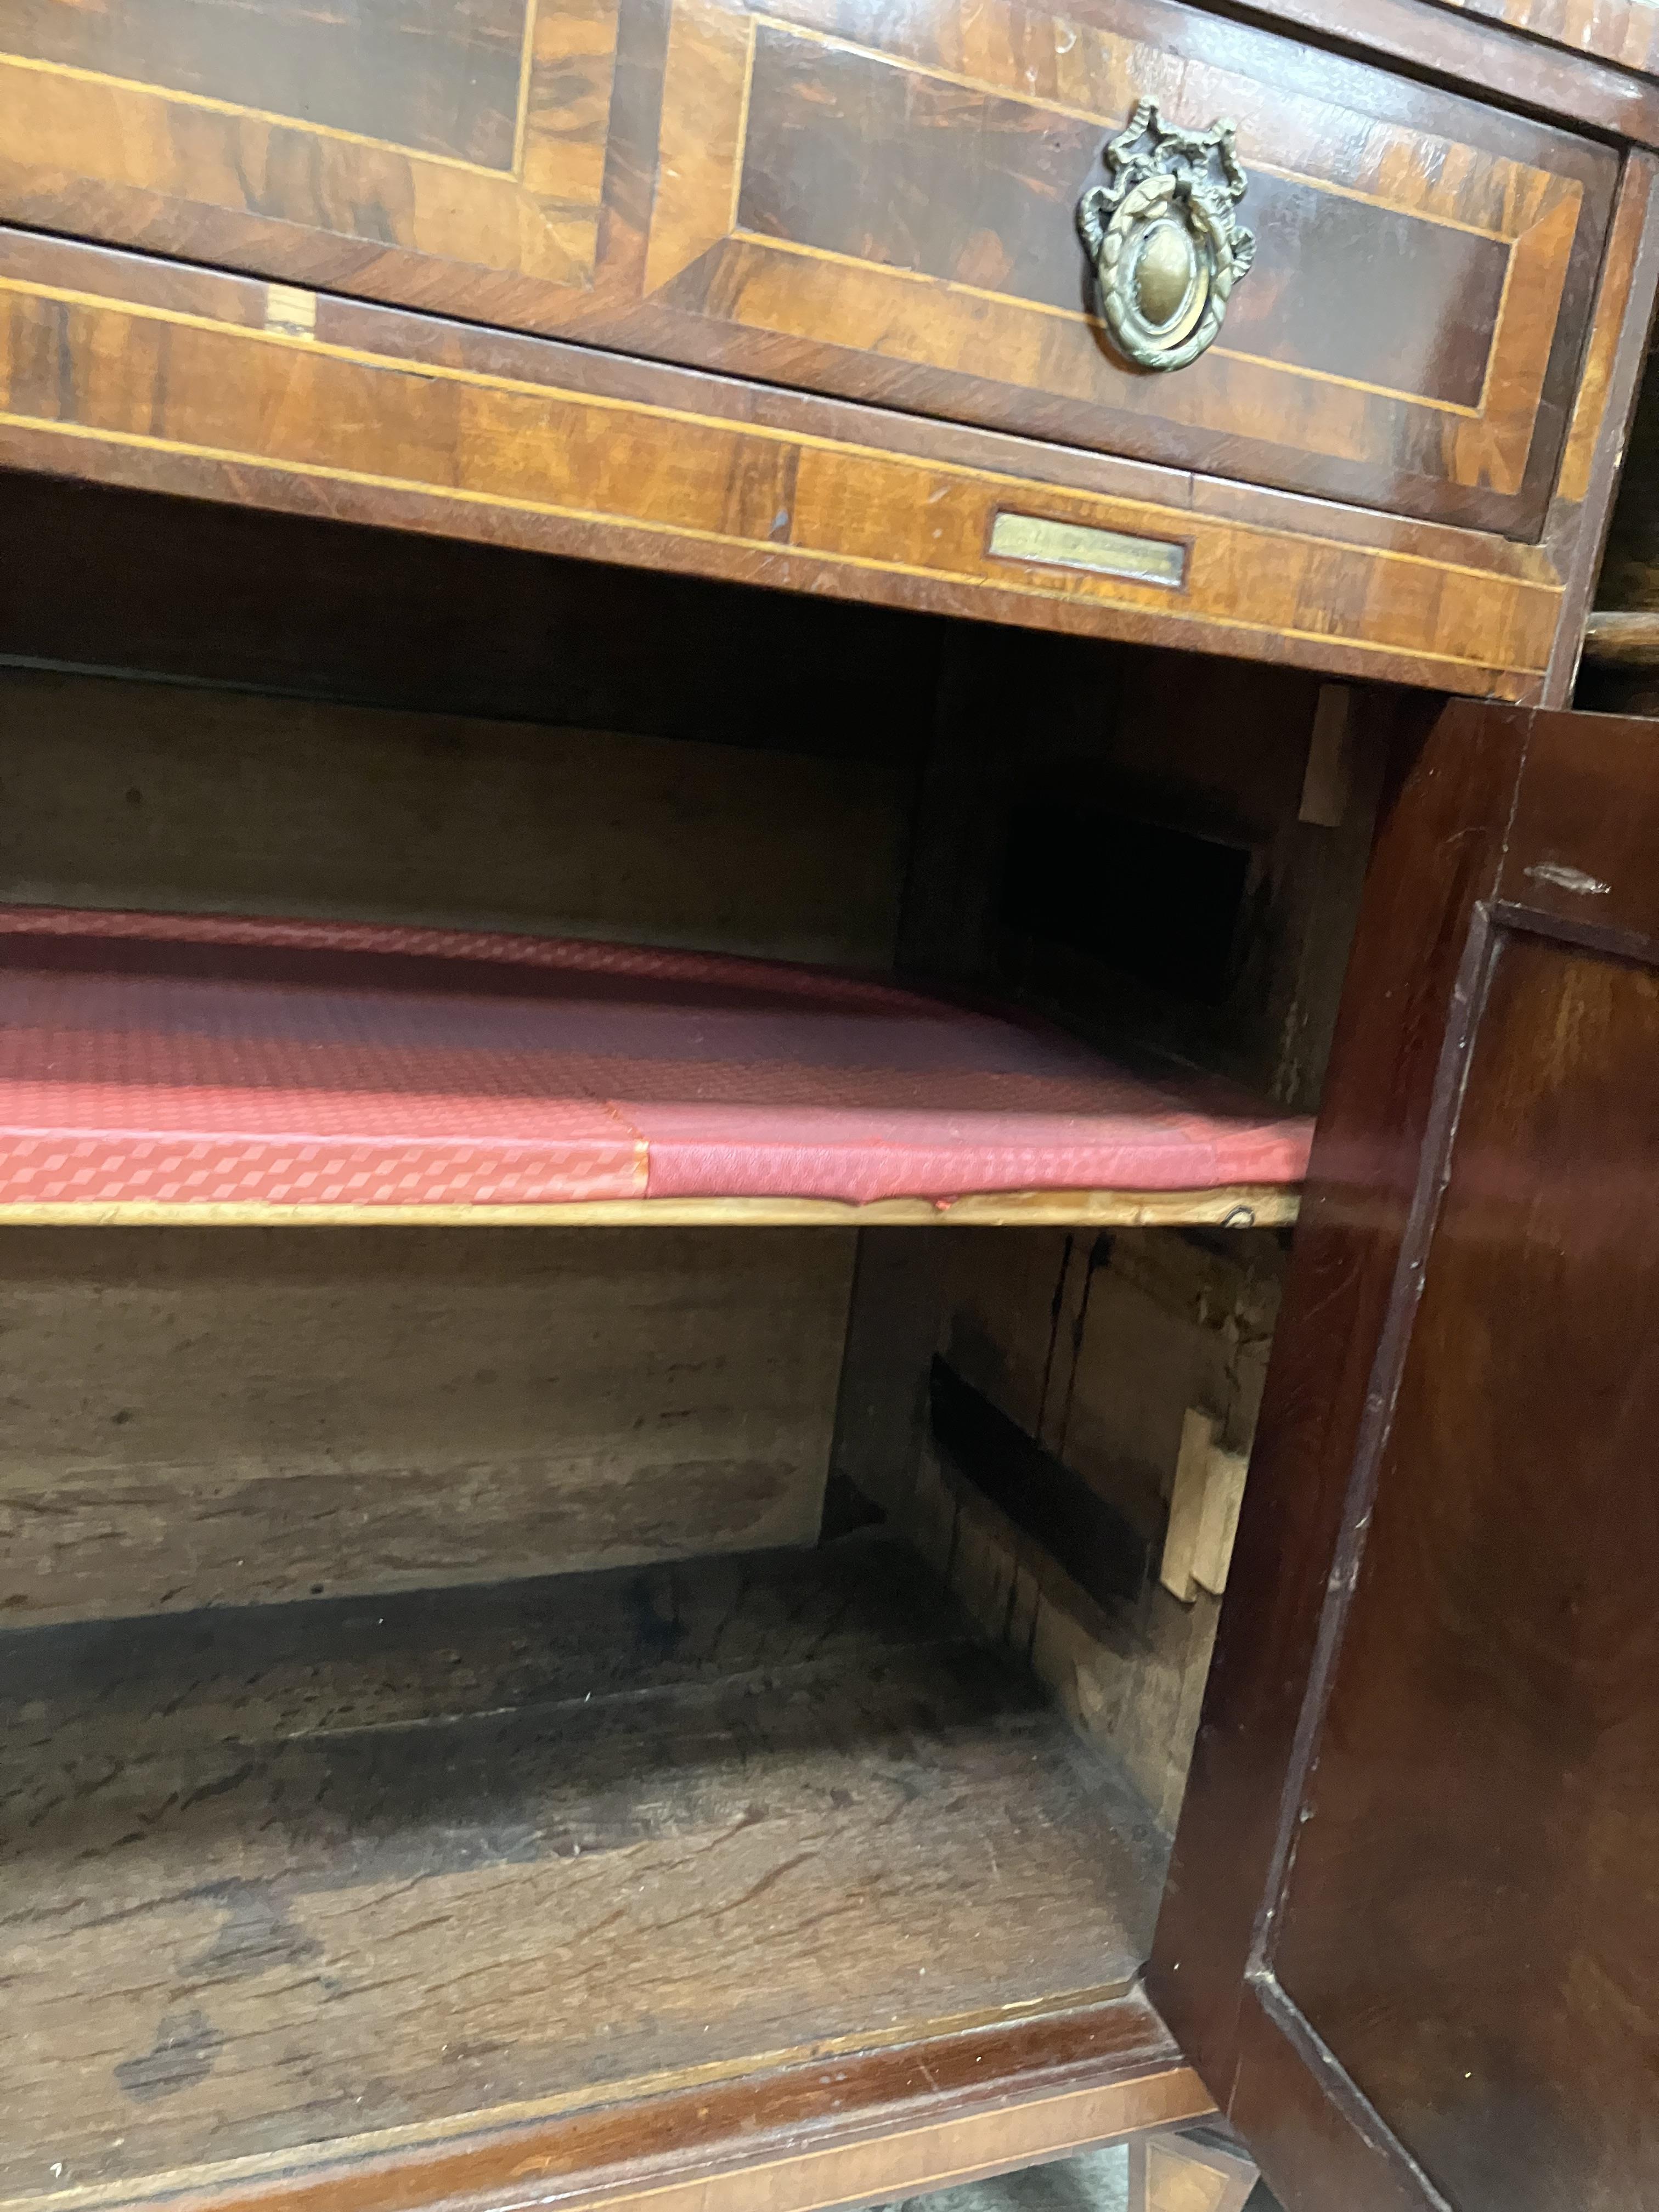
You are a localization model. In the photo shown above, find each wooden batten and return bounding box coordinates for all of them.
[1581,609,1659,665]
[1574,316,1659,712]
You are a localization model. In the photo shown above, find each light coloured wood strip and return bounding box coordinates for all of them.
[1583,608,1659,663]
[1435,0,1659,75]
[1560,154,1659,510]
[644,0,751,292]
[0,1187,1301,1228]
[518,0,620,226]
[1455,184,1582,494]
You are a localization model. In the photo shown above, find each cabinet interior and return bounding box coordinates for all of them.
[0,479,1381,2205]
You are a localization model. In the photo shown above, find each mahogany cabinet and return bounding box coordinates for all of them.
[2,2,1658,2211]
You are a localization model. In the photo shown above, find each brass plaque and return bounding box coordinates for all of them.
[989,511,1187,588]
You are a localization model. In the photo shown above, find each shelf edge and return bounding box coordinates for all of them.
[0,1188,1300,1229]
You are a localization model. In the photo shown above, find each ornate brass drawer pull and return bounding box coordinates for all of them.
[1077,101,1255,373]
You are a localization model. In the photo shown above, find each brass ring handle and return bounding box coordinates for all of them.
[1077,100,1255,373]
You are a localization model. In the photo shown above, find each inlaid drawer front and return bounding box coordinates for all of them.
[638,0,1615,534]
[0,0,620,298]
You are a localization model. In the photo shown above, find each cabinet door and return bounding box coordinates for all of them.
[1151,698,1659,2212]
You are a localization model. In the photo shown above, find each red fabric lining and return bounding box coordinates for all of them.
[0,909,1312,1207]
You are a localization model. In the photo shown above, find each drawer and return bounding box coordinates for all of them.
[622,0,1617,535]
[0,0,1619,538]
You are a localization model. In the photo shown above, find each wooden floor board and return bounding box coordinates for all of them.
[0,1538,1169,2207]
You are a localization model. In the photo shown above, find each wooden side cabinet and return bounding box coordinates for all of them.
[0,4,1656,2212]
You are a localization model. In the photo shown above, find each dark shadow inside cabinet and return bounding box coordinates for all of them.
[0,479,1380,2204]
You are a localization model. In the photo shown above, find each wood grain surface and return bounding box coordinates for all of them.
[1264,923,1659,2212]
[0,0,1621,540]
[0,1534,1169,2205]
[1537,150,1659,704]
[0,1190,1302,1230]
[0,1227,853,1622]
[0,0,620,297]
[1148,691,1505,2109]
[0,227,1582,697]
[1578,190,1659,700]
[1214,0,1659,143]
[835,1223,1284,1834]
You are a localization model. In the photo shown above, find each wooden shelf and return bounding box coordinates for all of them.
[2,1536,1187,2212]
[0,909,1309,1226]
[1582,608,1659,665]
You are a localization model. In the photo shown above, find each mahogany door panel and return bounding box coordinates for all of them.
[0,0,1617,535]
[1152,700,1659,2212]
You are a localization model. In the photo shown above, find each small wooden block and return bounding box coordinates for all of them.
[1161,1409,1250,1604]
[1130,2125,1260,2212]
[1191,1444,1250,1598]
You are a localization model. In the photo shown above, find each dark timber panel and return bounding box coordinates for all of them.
[735,29,1511,410]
